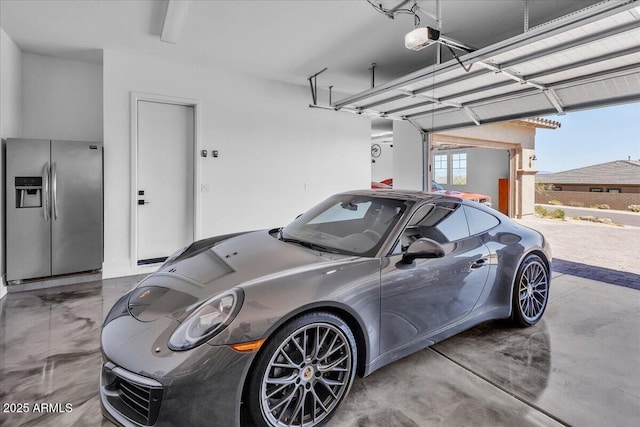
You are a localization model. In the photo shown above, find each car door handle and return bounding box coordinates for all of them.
[471,258,488,269]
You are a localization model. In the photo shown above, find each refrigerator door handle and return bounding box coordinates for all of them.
[43,162,50,222]
[52,162,59,220]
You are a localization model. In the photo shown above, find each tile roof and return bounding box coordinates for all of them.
[536,160,640,185]
[512,117,562,129]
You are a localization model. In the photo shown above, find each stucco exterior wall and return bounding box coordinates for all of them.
[538,184,640,194]
[535,190,640,211]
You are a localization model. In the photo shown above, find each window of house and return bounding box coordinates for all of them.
[434,155,448,184]
[451,153,467,185]
[590,188,603,192]
[607,188,621,193]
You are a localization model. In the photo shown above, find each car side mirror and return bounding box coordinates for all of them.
[402,238,445,264]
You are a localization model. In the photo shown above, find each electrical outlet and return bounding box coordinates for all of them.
[304,182,311,191]
[201,184,210,192]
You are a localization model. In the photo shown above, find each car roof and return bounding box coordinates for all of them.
[339,189,465,204]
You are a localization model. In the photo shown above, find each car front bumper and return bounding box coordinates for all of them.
[101,315,256,427]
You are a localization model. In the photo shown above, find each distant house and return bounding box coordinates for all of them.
[535,160,640,210]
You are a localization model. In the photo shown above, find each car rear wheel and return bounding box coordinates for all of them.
[511,254,549,327]
[247,312,357,427]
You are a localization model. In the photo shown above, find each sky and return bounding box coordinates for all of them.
[534,102,640,173]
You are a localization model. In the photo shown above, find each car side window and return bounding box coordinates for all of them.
[433,204,471,243]
[400,202,470,249]
[463,205,499,235]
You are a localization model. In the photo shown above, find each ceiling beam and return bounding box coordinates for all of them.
[161,0,193,44]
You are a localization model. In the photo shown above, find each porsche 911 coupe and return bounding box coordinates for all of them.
[101,190,551,427]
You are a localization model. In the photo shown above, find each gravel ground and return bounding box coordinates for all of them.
[516,215,640,275]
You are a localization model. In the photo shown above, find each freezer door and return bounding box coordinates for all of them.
[50,140,103,276]
[6,139,52,281]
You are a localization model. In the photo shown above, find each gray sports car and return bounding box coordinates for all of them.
[101,190,551,427]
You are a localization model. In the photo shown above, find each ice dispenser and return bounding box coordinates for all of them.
[15,177,43,208]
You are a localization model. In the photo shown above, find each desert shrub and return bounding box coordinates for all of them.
[535,183,554,195]
[590,204,610,210]
[568,201,584,207]
[548,200,562,205]
[535,205,549,216]
[535,205,565,220]
[628,205,640,213]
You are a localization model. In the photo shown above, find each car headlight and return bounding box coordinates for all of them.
[103,290,132,326]
[168,288,244,351]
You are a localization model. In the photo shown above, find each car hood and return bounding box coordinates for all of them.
[127,230,352,322]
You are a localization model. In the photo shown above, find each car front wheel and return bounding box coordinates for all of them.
[247,312,357,427]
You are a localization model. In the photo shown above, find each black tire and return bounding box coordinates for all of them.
[511,254,550,327]
[246,312,357,427]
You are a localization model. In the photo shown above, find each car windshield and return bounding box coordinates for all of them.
[281,194,413,257]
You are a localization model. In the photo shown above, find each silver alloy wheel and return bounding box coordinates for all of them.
[260,322,353,427]
[518,259,549,323]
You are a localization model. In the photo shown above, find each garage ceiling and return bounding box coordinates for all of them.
[0,0,601,94]
[333,0,640,132]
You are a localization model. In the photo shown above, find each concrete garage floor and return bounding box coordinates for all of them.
[1,272,639,427]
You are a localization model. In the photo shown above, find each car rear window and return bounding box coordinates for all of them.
[463,205,499,235]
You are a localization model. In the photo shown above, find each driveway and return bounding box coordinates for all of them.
[516,216,640,275]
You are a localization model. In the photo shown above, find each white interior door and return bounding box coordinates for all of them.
[137,101,194,263]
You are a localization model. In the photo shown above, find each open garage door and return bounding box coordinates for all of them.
[332,0,640,133]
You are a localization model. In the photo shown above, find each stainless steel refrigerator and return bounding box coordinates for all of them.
[6,139,103,282]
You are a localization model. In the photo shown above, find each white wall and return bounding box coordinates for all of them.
[21,53,102,141]
[1,28,22,138]
[371,142,393,182]
[392,121,424,191]
[103,50,370,277]
[0,28,23,298]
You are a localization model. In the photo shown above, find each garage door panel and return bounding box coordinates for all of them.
[525,50,640,83]
[517,42,640,77]
[334,1,640,132]
[413,110,474,131]
[556,72,640,106]
[473,93,552,121]
[452,83,524,105]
